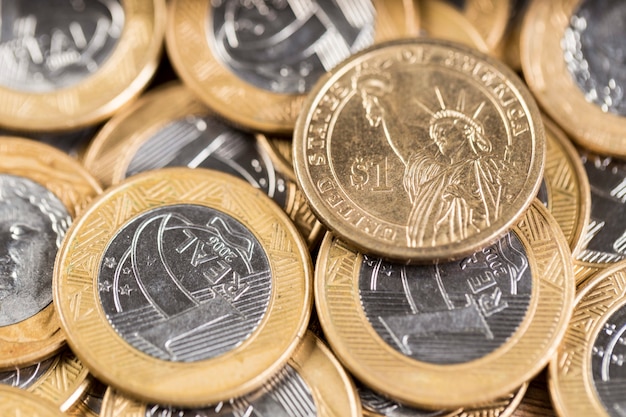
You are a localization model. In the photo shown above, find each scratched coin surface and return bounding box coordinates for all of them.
[294,38,544,263]
[522,0,626,157]
[316,200,572,409]
[0,137,101,369]
[0,385,66,417]
[0,0,165,131]
[54,168,312,406]
[550,259,626,417]
[83,83,323,249]
[166,0,417,133]
[100,331,360,417]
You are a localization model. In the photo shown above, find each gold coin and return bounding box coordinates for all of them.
[100,331,360,417]
[293,38,545,263]
[0,385,65,417]
[0,348,91,412]
[315,200,573,409]
[54,168,312,407]
[549,259,626,417]
[0,1,166,132]
[166,0,417,134]
[0,137,101,369]
[83,82,323,249]
[540,116,590,255]
[419,1,491,53]
[521,0,626,157]
[461,0,510,52]
[66,380,107,417]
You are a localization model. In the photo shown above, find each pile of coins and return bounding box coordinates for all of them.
[0,1,625,416]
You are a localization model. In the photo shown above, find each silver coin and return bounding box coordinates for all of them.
[591,303,626,417]
[97,204,272,362]
[145,364,317,417]
[0,174,71,327]
[209,0,375,94]
[125,115,287,208]
[0,0,124,93]
[577,152,626,264]
[0,355,55,389]
[358,383,449,417]
[562,0,626,116]
[358,232,532,364]
[0,126,97,158]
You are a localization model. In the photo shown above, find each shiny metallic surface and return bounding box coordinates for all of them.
[209,0,375,94]
[0,356,55,389]
[98,204,271,362]
[0,0,124,93]
[145,365,316,417]
[359,383,450,417]
[562,0,626,116]
[125,115,288,208]
[358,232,532,364]
[0,174,71,327]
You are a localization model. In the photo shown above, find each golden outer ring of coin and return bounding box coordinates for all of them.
[315,200,573,409]
[0,385,66,417]
[166,0,417,134]
[419,0,490,53]
[83,82,324,249]
[293,38,545,263]
[99,331,361,417]
[461,0,510,52]
[27,349,92,412]
[521,0,626,157]
[0,137,101,370]
[542,116,590,255]
[0,0,166,132]
[549,259,626,417]
[53,167,313,407]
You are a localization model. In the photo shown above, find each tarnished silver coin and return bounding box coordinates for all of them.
[0,0,124,93]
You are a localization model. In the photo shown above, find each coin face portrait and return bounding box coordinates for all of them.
[358,232,532,364]
[562,0,626,116]
[209,0,375,94]
[0,174,71,327]
[0,0,125,93]
[98,204,272,362]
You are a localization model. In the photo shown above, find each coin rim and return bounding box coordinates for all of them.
[0,385,67,416]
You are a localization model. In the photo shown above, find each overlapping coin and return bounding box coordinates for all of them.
[0,385,65,417]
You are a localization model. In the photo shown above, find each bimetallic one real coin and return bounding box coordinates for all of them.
[550,259,626,417]
[66,380,107,417]
[0,0,166,131]
[83,83,323,249]
[458,0,510,53]
[315,200,573,409]
[166,0,418,133]
[54,168,312,406]
[100,331,360,417]
[0,138,101,369]
[522,0,626,157]
[538,116,590,255]
[0,348,91,412]
[294,38,545,263]
[0,385,65,417]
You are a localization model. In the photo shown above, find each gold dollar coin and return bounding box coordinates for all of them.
[100,331,360,417]
[54,168,312,407]
[550,259,626,417]
[522,0,626,157]
[83,82,323,249]
[315,200,573,409]
[166,0,417,133]
[0,385,65,417]
[294,38,545,263]
[0,138,101,369]
[0,0,166,132]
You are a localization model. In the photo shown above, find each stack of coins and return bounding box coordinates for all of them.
[0,1,624,416]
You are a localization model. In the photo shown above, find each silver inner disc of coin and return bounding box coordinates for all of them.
[98,204,272,363]
[358,232,532,364]
[145,364,317,416]
[562,0,626,116]
[0,355,56,389]
[0,0,124,93]
[125,115,288,209]
[208,0,376,94]
[577,153,626,264]
[358,382,450,417]
[591,302,626,417]
[0,174,71,327]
